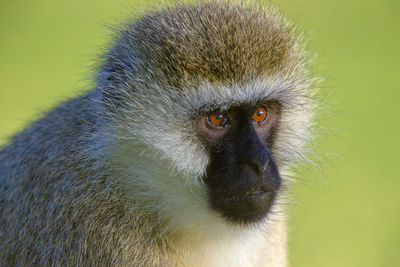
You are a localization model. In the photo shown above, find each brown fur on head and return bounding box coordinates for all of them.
[134,2,291,85]
[101,1,305,88]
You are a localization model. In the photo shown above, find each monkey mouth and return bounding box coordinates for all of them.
[226,185,276,199]
[226,189,277,202]
[210,187,278,224]
[244,188,273,198]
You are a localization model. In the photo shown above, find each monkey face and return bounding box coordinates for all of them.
[197,102,282,224]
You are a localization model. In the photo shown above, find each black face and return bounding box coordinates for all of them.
[197,103,281,224]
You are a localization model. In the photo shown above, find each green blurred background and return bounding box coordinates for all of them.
[0,0,399,266]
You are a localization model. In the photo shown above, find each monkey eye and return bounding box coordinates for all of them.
[207,113,228,129]
[252,107,268,123]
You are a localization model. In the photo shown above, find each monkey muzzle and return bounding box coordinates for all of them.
[205,157,281,224]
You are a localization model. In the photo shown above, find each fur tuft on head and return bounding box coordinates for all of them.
[99,1,308,86]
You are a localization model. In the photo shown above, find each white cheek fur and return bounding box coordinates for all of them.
[104,75,313,266]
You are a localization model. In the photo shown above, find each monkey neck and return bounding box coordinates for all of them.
[119,201,287,267]
[104,140,287,266]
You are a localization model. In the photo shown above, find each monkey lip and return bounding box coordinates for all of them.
[243,189,276,199]
[245,190,272,198]
[226,188,277,200]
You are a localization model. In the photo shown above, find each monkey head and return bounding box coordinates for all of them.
[99,2,315,228]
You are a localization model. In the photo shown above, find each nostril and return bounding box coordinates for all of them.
[261,183,278,193]
[246,160,267,176]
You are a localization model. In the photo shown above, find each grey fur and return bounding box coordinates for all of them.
[0,1,317,266]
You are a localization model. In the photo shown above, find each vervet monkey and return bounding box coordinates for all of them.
[0,1,317,266]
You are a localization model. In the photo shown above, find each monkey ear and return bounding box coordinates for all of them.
[97,66,125,105]
[97,70,113,86]
[97,65,124,92]
[97,50,137,102]
[98,65,122,85]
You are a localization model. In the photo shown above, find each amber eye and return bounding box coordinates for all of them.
[207,113,227,128]
[253,107,268,123]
